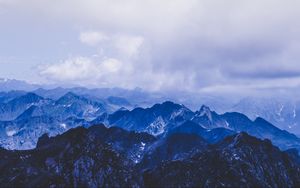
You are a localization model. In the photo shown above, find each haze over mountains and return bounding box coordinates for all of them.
[1,78,300,187]
[1,78,300,133]
[0,78,299,152]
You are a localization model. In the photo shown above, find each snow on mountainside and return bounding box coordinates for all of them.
[232,97,300,135]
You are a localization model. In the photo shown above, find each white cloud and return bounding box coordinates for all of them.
[40,57,99,81]
[101,58,122,73]
[79,31,108,46]
[79,31,145,57]
[3,0,300,93]
[113,35,144,57]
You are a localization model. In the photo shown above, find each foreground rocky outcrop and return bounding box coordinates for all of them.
[1,125,300,187]
[144,133,300,187]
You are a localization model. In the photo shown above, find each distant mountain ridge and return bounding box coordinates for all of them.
[96,101,300,151]
[0,78,41,91]
[1,78,300,135]
[0,92,134,149]
[0,89,300,154]
[232,96,300,135]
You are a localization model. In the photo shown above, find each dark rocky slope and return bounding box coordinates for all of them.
[1,125,300,188]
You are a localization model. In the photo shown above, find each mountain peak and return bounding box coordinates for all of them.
[23,92,42,98]
[254,117,269,124]
[63,92,79,98]
[56,92,81,104]
[12,92,43,103]
[151,101,184,111]
[197,105,212,119]
[223,132,273,149]
[199,105,211,112]
[162,101,177,106]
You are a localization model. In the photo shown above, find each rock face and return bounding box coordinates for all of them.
[0,126,143,187]
[1,125,300,187]
[98,102,300,151]
[100,101,194,135]
[143,133,300,188]
[0,92,128,150]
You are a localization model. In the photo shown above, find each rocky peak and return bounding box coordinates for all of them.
[197,105,212,120]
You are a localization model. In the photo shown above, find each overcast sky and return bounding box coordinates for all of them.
[0,0,300,94]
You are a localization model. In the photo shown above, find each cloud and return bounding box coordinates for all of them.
[2,0,300,93]
[39,56,121,88]
[79,31,108,46]
[40,57,100,81]
[79,31,145,57]
[113,35,144,57]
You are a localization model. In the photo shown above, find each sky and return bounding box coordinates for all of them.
[1,0,300,95]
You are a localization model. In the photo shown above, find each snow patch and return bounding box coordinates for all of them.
[225,121,229,127]
[6,130,17,137]
[170,108,187,120]
[60,123,67,129]
[233,153,240,160]
[277,105,284,117]
[198,106,212,121]
[140,142,146,150]
[147,116,166,136]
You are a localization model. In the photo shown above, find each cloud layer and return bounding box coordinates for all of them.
[1,0,300,94]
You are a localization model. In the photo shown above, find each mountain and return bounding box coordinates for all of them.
[0,78,40,92]
[14,92,112,121]
[99,101,194,135]
[191,105,228,129]
[232,96,300,135]
[140,132,207,169]
[33,86,166,108]
[0,115,67,149]
[86,125,156,163]
[0,92,46,121]
[143,132,300,187]
[1,96,300,152]
[106,96,131,107]
[54,92,107,120]
[0,91,111,122]
[167,121,236,143]
[1,125,300,187]
[97,102,300,151]
[0,126,142,187]
[0,90,27,103]
[192,108,300,151]
[0,92,109,149]
[0,91,139,150]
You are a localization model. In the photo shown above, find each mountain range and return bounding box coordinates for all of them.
[0,90,300,154]
[1,124,300,187]
[1,78,300,136]
[1,83,300,186]
[232,96,300,135]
